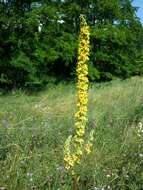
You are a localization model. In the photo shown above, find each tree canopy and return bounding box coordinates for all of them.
[0,0,143,88]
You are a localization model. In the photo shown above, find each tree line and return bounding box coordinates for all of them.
[0,0,143,89]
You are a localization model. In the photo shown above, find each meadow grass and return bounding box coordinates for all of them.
[0,77,143,190]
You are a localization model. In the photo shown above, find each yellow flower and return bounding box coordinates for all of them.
[85,143,92,154]
[85,130,94,155]
[74,135,84,144]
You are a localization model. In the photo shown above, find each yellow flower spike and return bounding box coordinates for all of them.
[63,15,92,174]
[73,14,90,166]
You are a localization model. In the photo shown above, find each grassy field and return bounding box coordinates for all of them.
[0,77,143,190]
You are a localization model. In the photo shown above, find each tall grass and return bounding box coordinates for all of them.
[0,77,143,190]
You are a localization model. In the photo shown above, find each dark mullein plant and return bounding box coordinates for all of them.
[64,16,94,180]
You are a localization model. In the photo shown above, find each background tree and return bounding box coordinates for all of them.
[0,0,143,88]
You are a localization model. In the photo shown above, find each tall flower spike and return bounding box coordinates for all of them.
[64,15,90,172]
[73,15,90,162]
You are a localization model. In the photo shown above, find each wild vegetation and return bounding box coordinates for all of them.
[0,1,143,190]
[0,77,143,189]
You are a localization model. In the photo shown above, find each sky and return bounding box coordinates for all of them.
[132,0,143,23]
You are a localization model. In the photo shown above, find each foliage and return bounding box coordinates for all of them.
[0,0,143,88]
